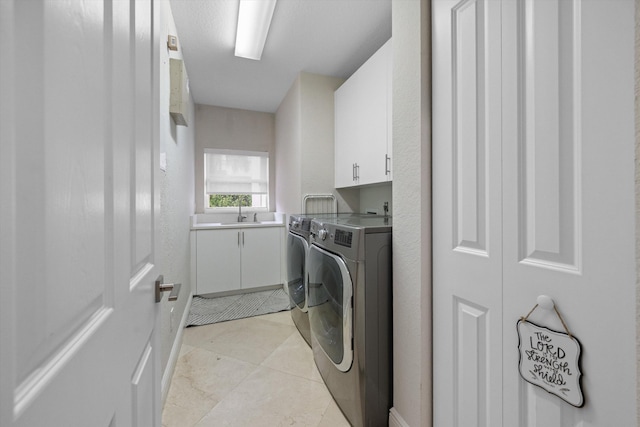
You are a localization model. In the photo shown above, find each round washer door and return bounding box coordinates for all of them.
[307,243,353,372]
[286,232,309,311]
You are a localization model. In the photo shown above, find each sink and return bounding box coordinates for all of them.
[191,213,285,229]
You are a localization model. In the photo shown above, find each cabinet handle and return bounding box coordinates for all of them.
[242,231,245,246]
[356,163,360,180]
[352,163,356,181]
[238,231,240,247]
[385,154,391,176]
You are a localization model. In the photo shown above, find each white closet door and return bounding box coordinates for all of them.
[501,0,636,425]
[433,0,636,425]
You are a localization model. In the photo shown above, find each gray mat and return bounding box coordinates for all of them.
[186,288,291,327]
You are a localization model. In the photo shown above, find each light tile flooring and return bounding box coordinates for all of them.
[162,310,351,427]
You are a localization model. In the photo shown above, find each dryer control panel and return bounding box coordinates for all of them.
[334,229,353,248]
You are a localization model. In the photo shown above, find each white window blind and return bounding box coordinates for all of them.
[205,149,269,195]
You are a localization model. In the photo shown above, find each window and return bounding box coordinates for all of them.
[204,149,269,210]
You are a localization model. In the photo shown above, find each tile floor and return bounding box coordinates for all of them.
[162,310,351,427]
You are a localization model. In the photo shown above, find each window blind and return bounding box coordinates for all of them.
[205,150,268,195]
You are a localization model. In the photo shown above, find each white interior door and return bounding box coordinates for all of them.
[0,1,162,426]
[433,0,636,426]
[501,1,636,425]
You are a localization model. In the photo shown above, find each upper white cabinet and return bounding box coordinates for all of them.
[335,39,392,188]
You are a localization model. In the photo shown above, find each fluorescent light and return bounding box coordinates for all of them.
[234,0,277,60]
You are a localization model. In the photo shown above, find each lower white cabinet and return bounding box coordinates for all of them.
[195,227,282,295]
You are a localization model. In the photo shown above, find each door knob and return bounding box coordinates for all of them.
[155,275,182,303]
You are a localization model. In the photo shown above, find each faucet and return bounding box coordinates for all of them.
[238,201,247,222]
[253,212,258,222]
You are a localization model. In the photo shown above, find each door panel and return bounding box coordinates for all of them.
[196,229,241,294]
[502,0,636,425]
[242,227,282,288]
[0,0,161,425]
[433,0,503,425]
[515,0,580,271]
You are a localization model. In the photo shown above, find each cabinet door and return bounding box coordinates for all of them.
[385,40,393,182]
[335,76,360,188]
[334,39,392,188]
[241,227,282,289]
[196,229,241,294]
[357,39,391,186]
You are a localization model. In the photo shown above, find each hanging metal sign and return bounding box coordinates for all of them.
[517,296,584,408]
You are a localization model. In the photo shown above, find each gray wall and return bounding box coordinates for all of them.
[158,1,195,378]
[390,0,432,426]
[194,105,276,213]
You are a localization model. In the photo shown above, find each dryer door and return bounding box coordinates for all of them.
[307,244,353,372]
[286,232,309,311]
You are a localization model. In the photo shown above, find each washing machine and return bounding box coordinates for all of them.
[307,215,392,426]
[286,213,316,345]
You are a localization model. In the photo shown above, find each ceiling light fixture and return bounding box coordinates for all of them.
[234,0,278,61]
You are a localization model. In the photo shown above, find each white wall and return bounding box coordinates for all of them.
[194,105,276,213]
[390,0,431,426]
[275,76,302,215]
[275,72,359,216]
[360,183,392,215]
[635,0,640,423]
[158,0,195,383]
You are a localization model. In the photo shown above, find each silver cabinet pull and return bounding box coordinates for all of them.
[385,154,391,175]
[155,275,182,303]
[242,231,245,246]
[238,231,240,246]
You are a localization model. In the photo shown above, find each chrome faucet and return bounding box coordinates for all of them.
[238,201,247,222]
[253,212,258,222]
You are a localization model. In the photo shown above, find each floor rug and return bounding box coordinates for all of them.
[186,288,291,327]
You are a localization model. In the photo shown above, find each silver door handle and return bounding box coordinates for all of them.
[155,275,182,303]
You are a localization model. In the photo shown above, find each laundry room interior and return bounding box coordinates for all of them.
[2,0,637,426]
[158,0,414,425]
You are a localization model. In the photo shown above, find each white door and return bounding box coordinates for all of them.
[0,1,162,426]
[433,0,636,426]
[433,0,503,424]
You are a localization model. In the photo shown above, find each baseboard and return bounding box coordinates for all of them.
[389,407,411,427]
[161,292,193,407]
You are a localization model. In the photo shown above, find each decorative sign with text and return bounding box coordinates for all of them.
[517,320,584,407]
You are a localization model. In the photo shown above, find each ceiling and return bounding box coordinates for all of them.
[169,0,392,113]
